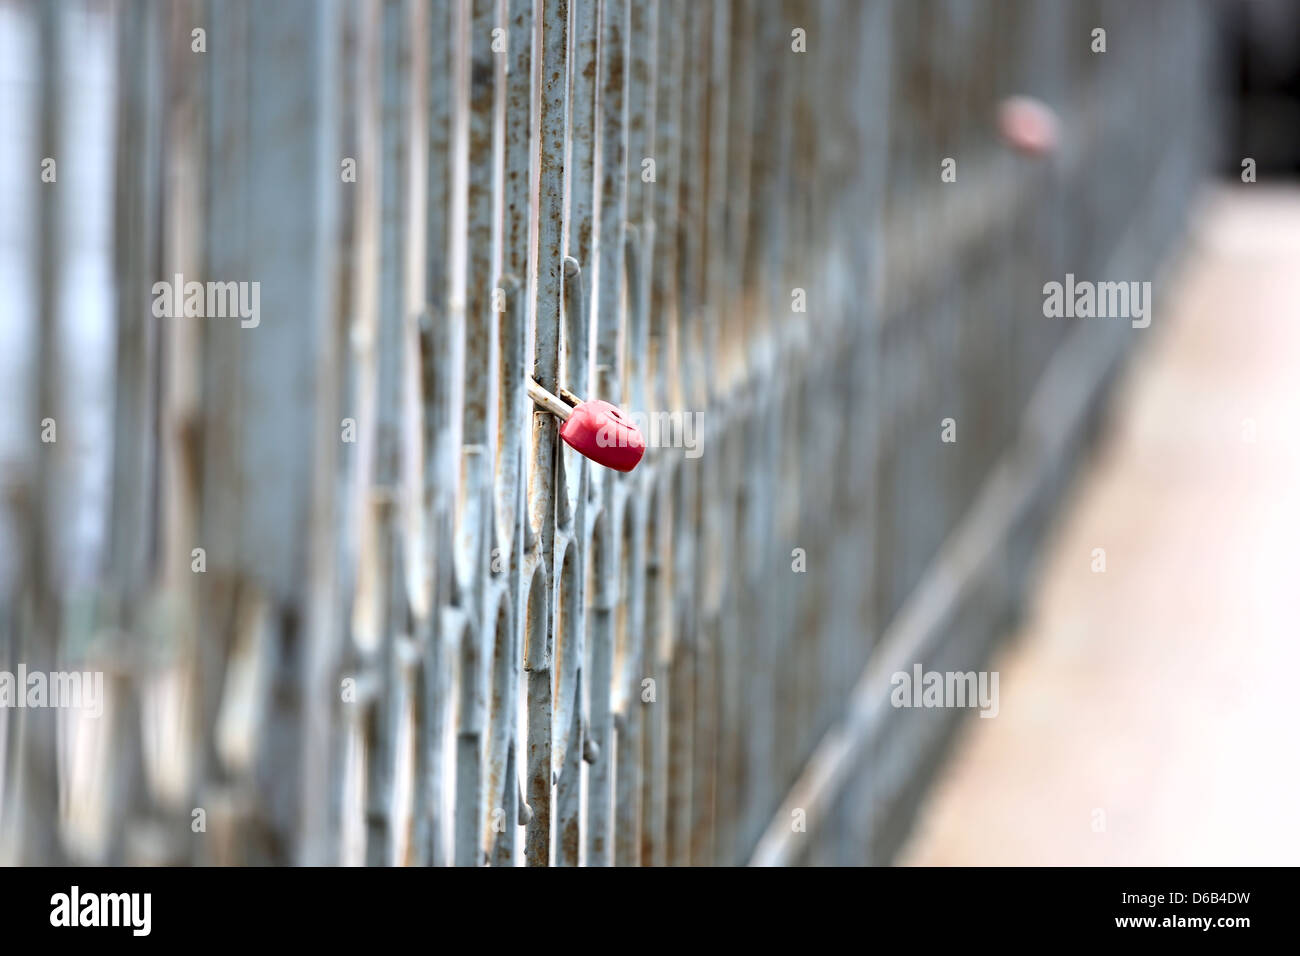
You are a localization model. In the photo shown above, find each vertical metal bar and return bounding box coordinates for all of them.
[298,0,347,867]
[365,0,416,866]
[666,1,711,867]
[414,0,459,868]
[525,0,569,868]
[648,0,681,413]
[639,486,665,866]
[612,4,653,863]
[485,0,536,871]
[100,0,164,867]
[611,499,643,865]
[567,0,598,273]
[13,0,66,866]
[624,0,655,416]
[584,0,629,867]
[554,258,587,866]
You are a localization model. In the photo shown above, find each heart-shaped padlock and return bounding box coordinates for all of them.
[560,399,645,472]
[528,380,646,472]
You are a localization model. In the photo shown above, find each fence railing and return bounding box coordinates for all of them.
[0,0,1214,865]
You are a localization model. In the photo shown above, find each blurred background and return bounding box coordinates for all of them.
[0,0,1295,867]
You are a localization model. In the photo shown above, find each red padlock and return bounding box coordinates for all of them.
[528,380,646,472]
[560,399,645,472]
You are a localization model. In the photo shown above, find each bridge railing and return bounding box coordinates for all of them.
[0,0,1215,866]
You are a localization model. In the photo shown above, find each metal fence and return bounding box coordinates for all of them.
[0,0,1215,865]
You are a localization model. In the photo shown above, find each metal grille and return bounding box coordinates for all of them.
[0,0,1215,865]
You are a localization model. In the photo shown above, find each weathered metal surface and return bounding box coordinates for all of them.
[0,0,1216,866]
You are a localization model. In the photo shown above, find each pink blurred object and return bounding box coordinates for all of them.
[997,96,1060,156]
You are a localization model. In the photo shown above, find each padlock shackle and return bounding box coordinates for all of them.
[527,378,574,422]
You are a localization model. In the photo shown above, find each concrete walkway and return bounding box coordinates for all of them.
[899,188,1300,866]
